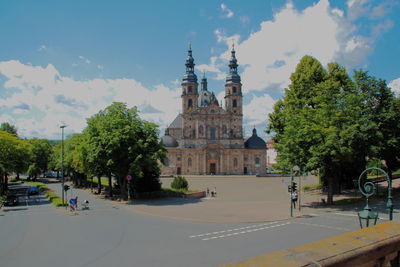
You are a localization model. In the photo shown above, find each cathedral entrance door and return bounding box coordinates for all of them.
[210,163,216,175]
[177,167,181,175]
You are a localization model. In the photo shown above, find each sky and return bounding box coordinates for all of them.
[0,0,399,140]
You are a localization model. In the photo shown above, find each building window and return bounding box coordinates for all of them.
[188,158,192,167]
[233,99,237,108]
[188,86,193,93]
[192,129,195,138]
[210,128,216,139]
[199,125,204,136]
[233,86,237,93]
[234,158,238,168]
[188,99,193,108]
[255,157,260,167]
[222,125,227,134]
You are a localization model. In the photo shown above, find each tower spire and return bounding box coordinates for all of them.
[183,43,197,83]
[226,43,241,83]
[201,71,207,91]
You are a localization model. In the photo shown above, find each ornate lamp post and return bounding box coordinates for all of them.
[357,167,393,228]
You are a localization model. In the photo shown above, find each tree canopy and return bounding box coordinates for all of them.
[267,56,400,204]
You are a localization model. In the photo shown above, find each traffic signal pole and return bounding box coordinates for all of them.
[290,168,293,217]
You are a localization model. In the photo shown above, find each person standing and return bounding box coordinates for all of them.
[291,192,298,208]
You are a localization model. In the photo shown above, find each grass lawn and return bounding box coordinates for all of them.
[162,187,202,194]
[87,177,110,187]
[302,184,322,191]
[23,180,67,207]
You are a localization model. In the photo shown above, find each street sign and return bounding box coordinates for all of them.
[126,175,132,181]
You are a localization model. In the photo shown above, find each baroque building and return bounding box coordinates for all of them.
[161,45,266,175]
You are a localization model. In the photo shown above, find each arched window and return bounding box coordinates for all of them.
[234,158,238,168]
[199,125,204,136]
[188,158,192,167]
[233,86,237,93]
[188,99,193,108]
[233,99,237,108]
[255,157,260,167]
[188,86,193,93]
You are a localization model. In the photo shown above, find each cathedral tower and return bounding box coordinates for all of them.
[181,44,199,113]
[224,45,242,115]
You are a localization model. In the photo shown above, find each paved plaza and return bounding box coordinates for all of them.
[121,175,399,223]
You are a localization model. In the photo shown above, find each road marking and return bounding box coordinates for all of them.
[189,221,283,238]
[293,222,350,231]
[201,222,291,241]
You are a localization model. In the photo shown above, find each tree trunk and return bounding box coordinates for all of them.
[108,174,113,198]
[97,176,102,194]
[0,174,4,195]
[119,176,127,201]
[4,173,8,193]
[327,174,334,205]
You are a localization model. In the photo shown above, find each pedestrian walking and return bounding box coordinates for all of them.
[291,192,298,208]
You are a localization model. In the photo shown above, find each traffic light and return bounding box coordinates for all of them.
[292,182,297,192]
[64,185,70,191]
[288,185,292,193]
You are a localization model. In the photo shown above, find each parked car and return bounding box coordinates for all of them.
[44,171,58,178]
[27,186,39,195]
[4,195,19,206]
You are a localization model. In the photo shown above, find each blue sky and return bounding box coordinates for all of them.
[0,0,399,139]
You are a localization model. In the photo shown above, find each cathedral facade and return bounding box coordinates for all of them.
[161,46,266,175]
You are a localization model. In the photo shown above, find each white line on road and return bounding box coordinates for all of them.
[201,222,291,241]
[189,221,283,238]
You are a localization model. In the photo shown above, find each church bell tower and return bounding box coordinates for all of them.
[224,45,242,115]
[181,44,199,113]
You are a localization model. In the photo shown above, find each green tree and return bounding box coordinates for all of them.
[268,56,367,204]
[354,71,400,179]
[1,122,18,136]
[84,102,166,200]
[0,130,30,193]
[28,138,53,177]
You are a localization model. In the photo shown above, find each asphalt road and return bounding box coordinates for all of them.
[0,182,397,267]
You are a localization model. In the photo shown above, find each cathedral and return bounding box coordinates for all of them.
[161,45,266,175]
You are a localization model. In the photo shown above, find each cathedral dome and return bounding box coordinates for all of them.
[161,129,179,147]
[244,128,266,149]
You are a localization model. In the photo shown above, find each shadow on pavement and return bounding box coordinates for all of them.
[128,197,203,206]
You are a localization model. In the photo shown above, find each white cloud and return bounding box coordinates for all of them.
[207,0,385,94]
[389,78,400,97]
[243,94,275,126]
[97,65,104,70]
[220,3,234,18]
[0,60,180,139]
[240,15,250,24]
[37,45,47,52]
[79,55,91,64]
[347,0,369,21]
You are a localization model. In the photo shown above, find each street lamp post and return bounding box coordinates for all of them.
[60,124,66,207]
[357,167,393,228]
